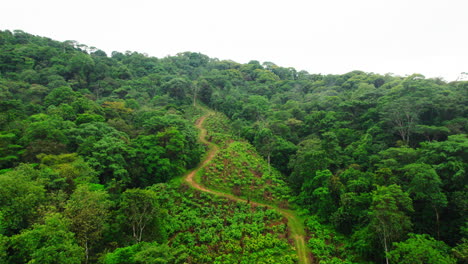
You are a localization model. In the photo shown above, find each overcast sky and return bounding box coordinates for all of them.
[2,0,467,81]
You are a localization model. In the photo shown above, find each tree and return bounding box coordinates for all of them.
[0,132,23,169]
[44,86,78,107]
[68,121,127,151]
[101,101,133,119]
[118,189,167,244]
[130,135,171,186]
[387,234,456,264]
[133,242,187,264]
[196,78,213,104]
[129,126,198,184]
[238,95,270,121]
[162,77,190,102]
[68,53,95,87]
[20,113,75,162]
[332,191,371,235]
[288,138,330,193]
[85,136,131,186]
[377,146,418,173]
[64,184,110,263]
[381,98,420,145]
[38,153,98,194]
[9,213,84,264]
[297,169,339,220]
[418,134,467,189]
[75,113,105,125]
[0,98,26,129]
[268,136,297,175]
[414,124,450,142]
[368,184,413,264]
[253,127,274,174]
[403,163,447,238]
[0,164,45,235]
[418,135,467,243]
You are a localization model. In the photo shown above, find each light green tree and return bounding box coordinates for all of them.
[10,213,84,264]
[388,234,456,264]
[0,164,45,234]
[119,188,167,244]
[64,184,110,263]
[369,184,413,264]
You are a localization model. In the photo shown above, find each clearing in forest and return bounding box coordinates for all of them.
[184,108,312,264]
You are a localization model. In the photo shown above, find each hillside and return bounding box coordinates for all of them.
[0,30,466,263]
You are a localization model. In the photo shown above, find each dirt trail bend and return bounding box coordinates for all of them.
[185,110,311,264]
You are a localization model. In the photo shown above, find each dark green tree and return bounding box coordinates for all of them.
[403,163,447,238]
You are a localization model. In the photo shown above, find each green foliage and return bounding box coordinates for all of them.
[0,234,7,263]
[130,114,204,186]
[104,242,187,264]
[44,86,79,107]
[0,164,45,235]
[86,135,131,185]
[20,113,75,161]
[298,170,339,221]
[452,238,468,263]
[368,184,414,262]
[0,131,23,169]
[147,184,297,263]
[0,29,466,263]
[288,138,331,193]
[9,213,84,264]
[118,188,167,244]
[64,184,111,262]
[403,163,447,209]
[387,234,456,264]
[75,113,105,124]
[38,153,98,192]
[202,141,292,206]
[305,216,359,263]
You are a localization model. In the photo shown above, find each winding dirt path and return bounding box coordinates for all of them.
[185,111,311,264]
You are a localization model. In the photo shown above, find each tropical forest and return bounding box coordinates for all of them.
[0,30,466,264]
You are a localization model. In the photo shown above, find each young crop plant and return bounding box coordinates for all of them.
[202,140,292,207]
[143,183,297,263]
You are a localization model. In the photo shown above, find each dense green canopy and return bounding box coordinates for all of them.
[0,30,466,263]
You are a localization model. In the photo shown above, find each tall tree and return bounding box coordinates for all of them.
[64,184,110,263]
[368,184,413,264]
[381,98,420,145]
[253,127,274,174]
[288,138,330,193]
[403,163,447,238]
[118,188,167,244]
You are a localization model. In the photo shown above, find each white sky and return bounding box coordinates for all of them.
[2,0,468,81]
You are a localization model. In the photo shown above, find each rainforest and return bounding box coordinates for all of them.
[0,30,466,264]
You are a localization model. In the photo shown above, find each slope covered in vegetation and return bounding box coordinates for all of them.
[200,112,292,206]
[0,30,466,263]
[184,108,310,263]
